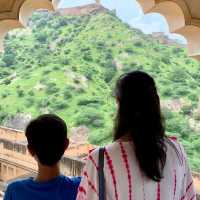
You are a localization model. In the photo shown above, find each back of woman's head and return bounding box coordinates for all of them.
[114,71,167,182]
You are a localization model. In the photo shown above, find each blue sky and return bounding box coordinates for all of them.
[59,0,187,44]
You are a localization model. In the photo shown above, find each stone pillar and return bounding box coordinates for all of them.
[19,0,54,26]
[149,1,185,32]
[96,0,101,4]
[176,25,200,56]
[52,0,61,9]
[0,20,22,52]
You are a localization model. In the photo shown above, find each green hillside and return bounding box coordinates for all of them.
[0,9,200,170]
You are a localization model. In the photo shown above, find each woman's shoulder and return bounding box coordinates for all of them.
[165,136,187,166]
[87,142,118,162]
[166,136,184,152]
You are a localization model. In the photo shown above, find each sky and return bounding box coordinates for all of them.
[59,0,187,44]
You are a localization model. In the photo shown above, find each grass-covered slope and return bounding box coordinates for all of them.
[0,10,200,170]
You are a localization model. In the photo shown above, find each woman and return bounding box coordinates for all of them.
[77,71,196,200]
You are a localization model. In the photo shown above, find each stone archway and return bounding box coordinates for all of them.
[0,0,60,52]
[137,0,200,60]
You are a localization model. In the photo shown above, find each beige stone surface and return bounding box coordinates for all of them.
[0,0,59,22]
[0,126,92,181]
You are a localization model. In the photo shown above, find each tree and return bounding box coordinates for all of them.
[35,32,47,43]
[76,108,104,128]
[3,53,15,66]
[63,87,73,99]
[104,68,116,83]
[45,82,59,94]
[170,68,188,83]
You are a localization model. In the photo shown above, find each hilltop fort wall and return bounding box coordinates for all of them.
[58,3,107,16]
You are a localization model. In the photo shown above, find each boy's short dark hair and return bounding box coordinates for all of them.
[25,114,68,166]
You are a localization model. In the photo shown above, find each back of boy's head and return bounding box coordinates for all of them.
[25,114,68,166]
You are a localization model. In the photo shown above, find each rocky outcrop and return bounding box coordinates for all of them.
[3,113,32,131]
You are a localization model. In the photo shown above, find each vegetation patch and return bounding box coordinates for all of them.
[0,10,199,170]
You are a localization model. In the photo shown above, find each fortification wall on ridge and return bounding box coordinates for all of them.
[58,3,107,16]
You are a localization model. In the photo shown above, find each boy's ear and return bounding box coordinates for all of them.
[64,138,69,150]
[27,144,35,156]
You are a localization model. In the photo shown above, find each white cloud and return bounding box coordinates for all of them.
[129,13,169,34]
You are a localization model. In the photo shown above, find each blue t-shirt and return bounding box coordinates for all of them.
[4,175,81,200]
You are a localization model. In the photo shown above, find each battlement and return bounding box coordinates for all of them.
[58,3,107,16]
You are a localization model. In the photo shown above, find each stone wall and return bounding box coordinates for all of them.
[0,126,94,158]
[58,3,106,16]
[0,126,86,182]
[0,126,25,142]
[0,139,84,178]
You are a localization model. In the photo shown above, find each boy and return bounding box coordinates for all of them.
[4,114,80,200]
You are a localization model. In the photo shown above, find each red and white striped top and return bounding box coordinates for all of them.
[76,138,196,200]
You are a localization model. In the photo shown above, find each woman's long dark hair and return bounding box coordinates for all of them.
[114,71,167,182]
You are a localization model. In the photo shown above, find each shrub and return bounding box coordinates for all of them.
[0,61,6,67]
[25,98,35,107]
[162,86,173,97]
[0,112,8,123]
[52,66,60,71]
[61,58,69,65]
[96,41,105,50]
[181,104,193,115]
[64,49,71,54]
[3,54,15,66]
[1,92,9,98]
[25,65,32,69]
[35,32,47,43]
[125,47,134,54]
[0,70,10,78]
[105,51,113,60]
[17,89,25,97]
[83,53,93,62]
[42,69,52,75]
[175,86,189,96]
[104,68,117,83]
[74,79,81,84]
[165,115,192,139]
[22,73,30,80]
[3,78,11,85]
[188,93,199,103]
[161,57,171,65]
[173,48,184,54]
[84,66,97,80]
[28,90,35,96]
[76,108,104,128]
[63,87,72,99]
[170,68,188,83]
[58,18,68,26]
[52,101,68,110]
[80,47,90,52]
[37,98,51,108]
[77,99,101,106]
[134,41,143,47]
[45,82,59,94]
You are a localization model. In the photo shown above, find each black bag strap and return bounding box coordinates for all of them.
[98,147,105,200]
